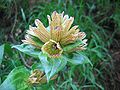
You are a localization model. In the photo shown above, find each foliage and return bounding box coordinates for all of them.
[0,0,119,90]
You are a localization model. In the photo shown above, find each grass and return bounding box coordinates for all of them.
[0,0,120,90]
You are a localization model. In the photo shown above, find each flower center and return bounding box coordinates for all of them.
[52,43,58,50]
[41,39,63,58]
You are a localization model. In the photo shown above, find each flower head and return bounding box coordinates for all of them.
[28,69,57,85]
[22,11,87,58]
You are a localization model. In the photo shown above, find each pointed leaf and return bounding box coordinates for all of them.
[67,52,92,66]
[12,44,40,58]
[38,52,67,81]
[0,66,32,90]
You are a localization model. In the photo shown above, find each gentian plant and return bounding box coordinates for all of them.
[0,11,91,90]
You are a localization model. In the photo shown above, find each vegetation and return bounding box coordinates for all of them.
[0,0,120,90]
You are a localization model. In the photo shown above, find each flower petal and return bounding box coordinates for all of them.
[22,35,41,48]
[35,19,50,39]
[63,17,74,32]
[33,29,49,43]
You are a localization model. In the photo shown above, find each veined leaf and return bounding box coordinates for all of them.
[0,66,32,90]
[38,52,67,81]
[12,44,40,58]
[67,52,92,66]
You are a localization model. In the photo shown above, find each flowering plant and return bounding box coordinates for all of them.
[0,11,91,90]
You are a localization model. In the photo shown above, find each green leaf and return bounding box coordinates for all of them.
[63,40,82,51]
[32,62,44,71]
[38,52,67,81]
[21,8,27,22]
[67,52,92,66]
[0,44,4,64]
[12,44,40,58]
[35,84,54,90]
[4,43,13,57]
[0,66,32,90]
[0,43,14,64]
[31,36,44,47]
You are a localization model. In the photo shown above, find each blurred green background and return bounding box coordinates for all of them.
[0,0,120,90]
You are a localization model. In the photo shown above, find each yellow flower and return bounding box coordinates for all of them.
[28,69,57,85]
[22,11,87,58]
